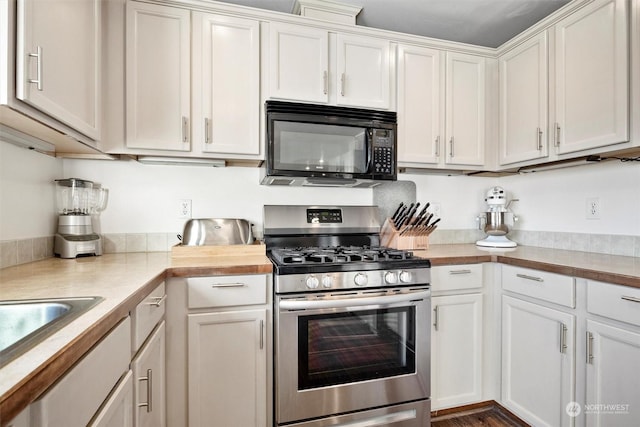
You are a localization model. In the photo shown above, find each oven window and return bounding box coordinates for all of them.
[298,307,416,390]
[273,121,368,174]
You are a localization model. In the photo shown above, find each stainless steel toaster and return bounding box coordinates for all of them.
[180,218,254,246]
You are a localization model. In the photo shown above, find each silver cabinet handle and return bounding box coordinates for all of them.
[449,137,454,157]
[204,118,211,144]
[434,136,440,157]
[211,283,247,288]
[182,116,189,142]
[259,319,264,350]
[146,294,167,307]
[554,123,561,147]
[621,295,640,304]
[537,127,543,150]
[28,46,43,91]
[340,72,345,96]
[559,323,567,354]
[433,306,439,331]
[586,331,594,364]
[449,269,471,275]
[323,71,328,95]
[138,368,153,413]
[516,273,544,282]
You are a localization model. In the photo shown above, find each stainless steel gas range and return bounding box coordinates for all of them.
[264,205,431,427]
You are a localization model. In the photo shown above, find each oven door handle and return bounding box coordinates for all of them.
[279,290,430,311]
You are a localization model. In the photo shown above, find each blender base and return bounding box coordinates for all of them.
[54,234,103,258]
[476,235,517,248]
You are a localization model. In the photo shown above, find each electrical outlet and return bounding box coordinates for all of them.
[178,199,192,219]
[431,202,442,218]
[586,197,600,220]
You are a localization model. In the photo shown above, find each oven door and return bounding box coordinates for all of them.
[275,287,430,424]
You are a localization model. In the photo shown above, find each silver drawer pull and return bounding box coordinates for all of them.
[559,322,567,354]
[28,46,43,91]
[211,283,247,288]
[433,306,439,331]
[138,368,153,413]
[449,269,472,275]
[586,331,594,364]
[147,294,167,307]
[516,273,544,282]
[621,295,640,304]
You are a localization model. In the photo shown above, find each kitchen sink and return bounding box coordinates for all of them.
[0,296,103,367]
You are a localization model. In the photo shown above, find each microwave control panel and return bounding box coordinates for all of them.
[371,129,394,175]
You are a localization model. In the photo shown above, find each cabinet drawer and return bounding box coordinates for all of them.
[431,264,483,292]
[587,280,640,326]
[501,265,575,308]
[188,275,268,309]
[31,317,131,427]
[131,282,166,354]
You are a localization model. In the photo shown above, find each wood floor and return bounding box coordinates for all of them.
[431,403,530,427]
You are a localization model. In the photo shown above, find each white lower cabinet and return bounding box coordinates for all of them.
[583,279,640,426]
[431,293,483,409]
[166,274,271,427]
[132,321,166,427]
[30,317,132,427]
[188,309,267,427]
[501,295,575,427]
[90,371,134,427]
[430,264,485,410]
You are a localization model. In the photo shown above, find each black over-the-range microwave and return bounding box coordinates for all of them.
[260,101,397,188]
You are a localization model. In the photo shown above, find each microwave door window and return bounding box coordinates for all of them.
[273,121,367,173]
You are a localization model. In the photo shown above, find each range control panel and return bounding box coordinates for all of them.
[307,209,343,224]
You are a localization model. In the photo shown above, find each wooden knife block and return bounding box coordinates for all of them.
[380,218,429,250]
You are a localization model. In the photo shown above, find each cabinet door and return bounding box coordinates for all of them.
[431,294,483,410]
[553,0,629,154]
[188,309,267,427]
[445,52,485,166]
[193,13,260,156]
[499,32,548,165]
[16,0,100,139]
[132,321,166,427]
[90,371,134,427]
[502,296,575,427]
[268,22,329,103]
[397,44,442,165]
[125,2,191,151]
[585,320,640,427]
[336,34,390,109]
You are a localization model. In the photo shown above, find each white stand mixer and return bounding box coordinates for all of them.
[476,186,518,248]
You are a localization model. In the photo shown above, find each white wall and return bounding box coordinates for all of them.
[499,161,640,235]
[1,142,639,242]
[62,157,373,236]
[0,142,62,240]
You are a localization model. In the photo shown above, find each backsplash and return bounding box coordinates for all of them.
[3,230,639,269]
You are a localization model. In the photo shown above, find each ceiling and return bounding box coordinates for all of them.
[216,0,572,48]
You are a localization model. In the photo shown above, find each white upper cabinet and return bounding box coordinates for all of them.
[552,0,629,154]
[445,52,486,166]
[268,22,329,103]
[193,13,260,155]
[15,0,101,140]
[268,22,392,109]
[499,32,548,165]
[396,44,442,165]
[335,34,390,109]
[125,1,191,151]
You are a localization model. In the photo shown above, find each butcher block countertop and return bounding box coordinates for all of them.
[1,245,639,423]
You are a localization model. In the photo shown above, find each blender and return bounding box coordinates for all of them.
[476,186,519,248]
[54,178,106,258]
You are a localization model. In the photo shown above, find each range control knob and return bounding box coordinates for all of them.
[399,270,413,283]
[354,272,368,286]
[306,275,319,289]
[384,271,398,284]
[321,275,333,288]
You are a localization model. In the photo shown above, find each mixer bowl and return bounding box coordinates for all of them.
[483,212,510,236]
